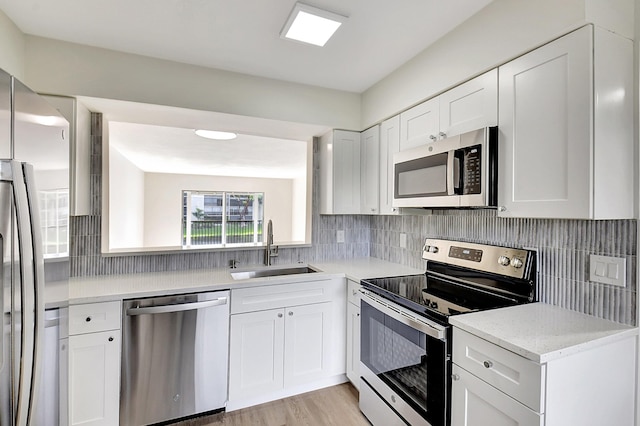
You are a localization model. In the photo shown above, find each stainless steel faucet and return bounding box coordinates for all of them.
[264,219,279,265]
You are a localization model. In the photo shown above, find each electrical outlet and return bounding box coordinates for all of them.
[336,230,345,243]
[589,254,626,287]
[400,233,407,248]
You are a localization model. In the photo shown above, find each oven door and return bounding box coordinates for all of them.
[359,292,449,426]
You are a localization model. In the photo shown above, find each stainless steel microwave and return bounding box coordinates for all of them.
[392,127,497,208]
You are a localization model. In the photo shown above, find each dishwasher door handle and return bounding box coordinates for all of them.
[126,297,228,316]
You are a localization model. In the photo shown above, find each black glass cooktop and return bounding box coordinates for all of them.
[361,272,520,324]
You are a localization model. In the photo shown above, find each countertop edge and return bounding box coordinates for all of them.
[450,304,639,363]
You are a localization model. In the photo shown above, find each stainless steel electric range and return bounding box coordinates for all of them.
[358,238,537,426]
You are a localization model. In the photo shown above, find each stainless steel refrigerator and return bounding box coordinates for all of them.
[0,69,69,426]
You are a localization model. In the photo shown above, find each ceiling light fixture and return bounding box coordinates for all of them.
[195,129,237,140]
[280,2,346,47]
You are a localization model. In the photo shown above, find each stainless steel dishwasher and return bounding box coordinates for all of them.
[120,290,230,426]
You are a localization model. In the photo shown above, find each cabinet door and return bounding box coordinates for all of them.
[498,26,591,218]
[229,309,285,400]
[68,330,120,426]
[439,69,497,138]
[379,115,400,215]
[451,366,543,426]
[320,130,361,214]
[346,302,361,389]
[360,125,380,214]
[399,97,439,151]
[283,302,332,387]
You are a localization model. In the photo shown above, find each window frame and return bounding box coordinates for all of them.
[182,190,264,248]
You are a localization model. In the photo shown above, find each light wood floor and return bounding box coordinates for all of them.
[173,383,370,426]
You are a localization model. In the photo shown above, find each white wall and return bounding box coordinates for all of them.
[361,0,594,127]
[0,9,25,79]
[35,169,68,192]
[143,173,296,248]
[109,147,145,249]
[22,36,361,132]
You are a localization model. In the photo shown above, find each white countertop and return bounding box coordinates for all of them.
[450,303,639,363]
[63,257,424,305]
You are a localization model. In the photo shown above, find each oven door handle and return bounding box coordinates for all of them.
[360,290,447,341]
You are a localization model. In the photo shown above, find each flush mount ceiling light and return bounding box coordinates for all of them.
[280,2,346,47]
[195,129,237,140]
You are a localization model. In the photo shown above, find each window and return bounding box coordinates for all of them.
[39,189,69,258]
[182,191,264,247]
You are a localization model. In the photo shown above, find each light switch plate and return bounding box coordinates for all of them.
[399,233,407,248]
[589,254,626,287]
[336,230,345,243]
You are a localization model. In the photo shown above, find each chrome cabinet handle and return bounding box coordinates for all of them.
[127,297,228,315]
[483,360,493,369]
[108,336,114,342]
[278,313,283,318]
[288,311,294,316]
[85,316,91,322]
[439,131,447,138]
[429,135,437,141]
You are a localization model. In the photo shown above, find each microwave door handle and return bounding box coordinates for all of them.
[447,151,455,196]
[453,150,464,194]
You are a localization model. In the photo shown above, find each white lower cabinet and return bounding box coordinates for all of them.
[345,299,360,389]
[451,365,542,426]
[283,302,333,387]
[345,280,361,389]
[451,327,637,426]
[228,278,346,410]
[229,308,286,398]
[68,302,122,426]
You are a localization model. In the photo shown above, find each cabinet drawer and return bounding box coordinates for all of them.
[453,328,545,412]
[451,364,544,426]
[231,278,340,314]
[69,301,122,335]
[347,279,361,306]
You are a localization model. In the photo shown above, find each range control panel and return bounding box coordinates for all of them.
[449,246,483,262]
[422,238,533,280]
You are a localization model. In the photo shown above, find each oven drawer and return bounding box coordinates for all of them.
[347,279,361,305]
[453,328,545,413]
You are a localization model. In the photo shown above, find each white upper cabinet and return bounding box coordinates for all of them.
[42,95,92,216]
[399,97,439,151]
[439,69,498,139]
[379,115,400,215]
[360,125,380,214]
[319,129,361,214]
[399,70,498,152]
[498,25,633,219]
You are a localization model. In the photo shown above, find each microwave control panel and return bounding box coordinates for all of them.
[461,145,482,194]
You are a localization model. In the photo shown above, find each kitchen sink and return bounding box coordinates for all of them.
[230,266,317,280]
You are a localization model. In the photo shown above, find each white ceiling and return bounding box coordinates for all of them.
[1,0,494,177]
[109,121,309,179]
[0,0,493,93]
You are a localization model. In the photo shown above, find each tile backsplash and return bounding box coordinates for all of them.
[71,113,637,326]
[369,210,636,325]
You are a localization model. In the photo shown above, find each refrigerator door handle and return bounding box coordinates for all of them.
[8,161,45,426]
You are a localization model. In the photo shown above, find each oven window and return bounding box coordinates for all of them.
[360,298,448,426]
[361,299,429,411]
